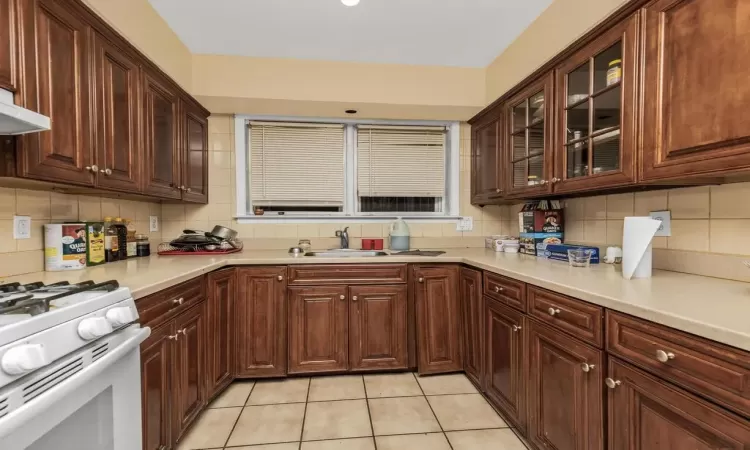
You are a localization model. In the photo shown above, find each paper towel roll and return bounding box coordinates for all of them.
[622,217,661,280]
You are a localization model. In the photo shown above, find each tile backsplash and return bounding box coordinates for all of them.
[0,188,162,277]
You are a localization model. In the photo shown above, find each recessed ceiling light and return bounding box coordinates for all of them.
[341,0,360,6]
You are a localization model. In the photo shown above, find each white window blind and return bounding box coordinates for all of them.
[249,121,345,207]
[357,125,446,197]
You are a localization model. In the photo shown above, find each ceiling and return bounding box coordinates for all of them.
[148,0,554,67]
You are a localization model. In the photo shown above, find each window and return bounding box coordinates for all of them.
[235,117,459,220]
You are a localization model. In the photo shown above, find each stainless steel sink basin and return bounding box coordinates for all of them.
[304,250,388,257]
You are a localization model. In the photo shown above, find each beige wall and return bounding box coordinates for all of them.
[0,190,162,278]
[485,0,628,103]
[81,0,193,91]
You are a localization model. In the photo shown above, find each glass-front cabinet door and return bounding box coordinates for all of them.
[553,14,638,194]
[505,73,554,197]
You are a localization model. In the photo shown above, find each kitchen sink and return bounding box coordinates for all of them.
[304,250,389,257]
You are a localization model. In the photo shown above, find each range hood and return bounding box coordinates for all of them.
[0,89,50,135]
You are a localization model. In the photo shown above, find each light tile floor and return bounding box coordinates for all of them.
[177,372,529,450]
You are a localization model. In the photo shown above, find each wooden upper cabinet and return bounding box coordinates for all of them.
[140,322,173,450]
[0,0,17,92]
[641,0,750,181]
[93,33,141,193]
[485,299,526,432]
[173,303,206,440]
[180,98,209,203]
[235,267,287,378]
[553,13,639,194]
[460,267,483,387]
[349,284,408,371]
[505,72,554,198]
[16,0,94,185]
[142,69,180,199]
[471,114,504,204]
[414,265,462,375]
[527,319,604,450]
[206,268,235,397]
[288,285,349,374]
[608,358,750,450]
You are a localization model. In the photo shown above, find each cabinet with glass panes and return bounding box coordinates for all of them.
[553,15,638,194]
[505,72,554,197]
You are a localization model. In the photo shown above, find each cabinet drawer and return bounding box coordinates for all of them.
[288,264,407,285]
[137,277,206,328]
[527,285,603,347]
[483,272,526,312]
[607,311,750,418]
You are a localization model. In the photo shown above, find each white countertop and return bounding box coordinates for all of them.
[4,248,749,352]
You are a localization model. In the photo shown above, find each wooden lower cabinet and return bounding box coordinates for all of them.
[235,267,287,377]
[349,284,408,371]
[608,357,750,449]
[140,322,173,450]
[173,303,206,440]
[288,285,349,374]
[485,298,526,432]
[527,319,604,450]
[414,265,463,375]
[205,268,235,398]
[460,267,483,387]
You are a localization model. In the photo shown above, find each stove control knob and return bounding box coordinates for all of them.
[78,317,113,340]
[105,307,136,327]
[1,344,48,375]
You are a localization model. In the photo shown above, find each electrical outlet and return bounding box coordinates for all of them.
[149,216,159,232]
[456,216,474,232]
[649,210,671,237]
[13,215,31,239]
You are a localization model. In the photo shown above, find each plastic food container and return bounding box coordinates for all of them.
[568,248,594,267]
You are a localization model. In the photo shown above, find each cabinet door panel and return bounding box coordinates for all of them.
[528,319,603,450]
[485,298,526,431]
[17,0,93,185]
[641,0,750,181]
[180,99,209,203]
[94,34,140,192]
[471,117,503,203]
[288,285,348,374]
[174,303,206,440]
[0,0,17,92]
[608,358,750,450]
[460,267,483,387]
[206,268,235,398]
[235,267,287,377]
[142,70,180,198]
[414,265,462,375]
[140,322,173,450]
[349,284,407,371]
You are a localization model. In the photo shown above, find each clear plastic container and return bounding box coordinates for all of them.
[568,248,594,267]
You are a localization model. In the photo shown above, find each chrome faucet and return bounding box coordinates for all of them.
[335,227,350,249]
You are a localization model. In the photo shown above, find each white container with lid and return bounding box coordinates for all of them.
[389,217,410,251]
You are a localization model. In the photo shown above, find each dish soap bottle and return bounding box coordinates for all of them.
[389,217,410,251]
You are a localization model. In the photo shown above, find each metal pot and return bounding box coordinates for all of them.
[209,225,238,241]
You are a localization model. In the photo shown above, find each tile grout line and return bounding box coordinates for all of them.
[297,377,312,449]
[221,381,257,449]
[361,375,377,450]
[411,372,454,450]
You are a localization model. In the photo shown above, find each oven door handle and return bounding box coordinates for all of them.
[0,326,151,439]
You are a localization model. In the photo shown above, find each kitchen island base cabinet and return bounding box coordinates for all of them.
[414,265,463,375]
[485,298,526,432]
[235,267,287,378]
[527,319,604,450]
[206,268,235,398]
[460,267,483,387]
[349,284,408,371]
[608,358,750,450]
[288,285,349,374]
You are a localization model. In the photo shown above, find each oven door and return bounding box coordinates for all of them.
[0,325,150,450]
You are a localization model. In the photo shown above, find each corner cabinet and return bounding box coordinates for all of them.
[640,0,750,182]
[0,0,17,92]
[553,13,639,194]
[471,114,504,204]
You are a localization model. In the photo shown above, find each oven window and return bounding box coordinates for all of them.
[28,386,115,450]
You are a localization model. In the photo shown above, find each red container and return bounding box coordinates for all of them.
[361,239,374,250]
[373,238,384,250]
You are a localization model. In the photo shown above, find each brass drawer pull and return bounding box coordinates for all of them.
[581,363,595,373]
[172,297,184,306]
[494,286,504,293]
[512,325,521,332]
[548,307,561,316]
[605,378,621,389]
[656,349,675,363]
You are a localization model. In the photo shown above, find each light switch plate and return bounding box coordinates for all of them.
[13,215,31,239]
[456,216,474,232]
[650,210,671,237]
[149,216,159,232]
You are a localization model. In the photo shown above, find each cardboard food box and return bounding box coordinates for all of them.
[519,233,564,256]
[518,209,564,234]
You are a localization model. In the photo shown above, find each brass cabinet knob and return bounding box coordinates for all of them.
[539,179,548,185]
[85,165,99,173]
[605,378,621,389]
[167,333,179,340]
[339,295,346,300]
[418,277,424,283]
[494,286,504,292]
[172,297,184,305]
[100,168,112,176]
[512,325,521,332]
[495,188,501,193]
[656,349,675,363]
[352,296,358,302]
[548,307,561,316]
[551,177,560,183]
[277,275,283,281]
[581,363,595,372]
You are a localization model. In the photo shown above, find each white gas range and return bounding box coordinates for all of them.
[0,280,150,450]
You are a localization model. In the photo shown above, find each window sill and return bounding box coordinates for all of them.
[235,215,464,224]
